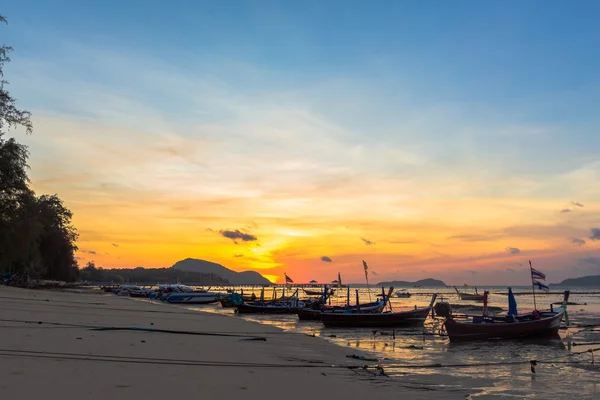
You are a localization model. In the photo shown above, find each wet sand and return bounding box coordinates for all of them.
[0,286,450,399]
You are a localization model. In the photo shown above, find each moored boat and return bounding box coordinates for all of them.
[236,302,301,314]
[394,289,412,298]
[297,298,388,321]
[454,286,484,301]
[165,291,221,304]
[441,291,569,341]
[303,288,335,296]
[321,294,437,328]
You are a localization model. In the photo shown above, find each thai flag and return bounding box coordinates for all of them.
[285,274,294,283]
[534,281,549,292]
[531,268,546,281]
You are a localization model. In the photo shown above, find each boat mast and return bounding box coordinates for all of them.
[346,285,350,307]
[362,260,372,303]
[529,260,537,310]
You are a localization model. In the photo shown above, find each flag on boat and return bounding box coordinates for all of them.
[362,260,368,278]
[285,274,294,283]
[531,268,545,280]
[533,281,549,292]
[529,260,546,280]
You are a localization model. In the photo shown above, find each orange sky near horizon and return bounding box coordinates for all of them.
[6,16,600,286]
[21,118,599,287]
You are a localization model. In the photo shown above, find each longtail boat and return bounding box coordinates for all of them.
[454,286,484,301]
[298,286,391,321]
[298,299,388,321]
[236,302,302,314]
[442,290,569,341]
[321,294,437,328]
[235,287,305,314]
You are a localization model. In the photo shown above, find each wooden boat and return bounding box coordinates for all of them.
[454,286,484,301]
[297,299,388,321]
[321,294,437,328]
[236,287,304,314]
[236,302,301,314]
[443,291,569,341]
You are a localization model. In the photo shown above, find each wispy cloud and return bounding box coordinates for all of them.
[560,209,572,213]
[572,201,584,207]
[361,238,374,245]
[571,237,586,246]
[505,247,520,254]
[219,229,258,243]
[233,254,244,257]
[449,233,506,242]
[590,228,600,241]
[112,243,119,247]
[506,268,516,272]
[321,256,333,262]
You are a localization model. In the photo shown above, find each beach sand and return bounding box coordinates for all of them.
[0,286,449,399]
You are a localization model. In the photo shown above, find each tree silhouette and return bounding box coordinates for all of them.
[0,15,78,282]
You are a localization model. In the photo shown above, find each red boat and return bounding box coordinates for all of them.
[320,294,437,328]
[443,291,569,341]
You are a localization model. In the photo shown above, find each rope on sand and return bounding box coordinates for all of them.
[0,347,598,375]
[89,326,267,340]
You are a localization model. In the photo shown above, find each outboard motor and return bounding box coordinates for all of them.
[434,301,452,319]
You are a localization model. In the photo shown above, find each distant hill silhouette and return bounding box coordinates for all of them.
[79,265,230,285]
[552,275,600,286]
[172,258,271,285]
[375,278,447,287]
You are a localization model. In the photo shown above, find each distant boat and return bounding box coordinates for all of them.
[394,289,412,298]
[302,288,335,296]
[321,294,437,328]
[454,286,485,301]
[441,291,569,341]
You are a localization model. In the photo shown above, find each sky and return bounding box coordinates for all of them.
[2,1,600,285]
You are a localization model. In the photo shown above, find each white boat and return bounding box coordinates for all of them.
[162,284,220,304]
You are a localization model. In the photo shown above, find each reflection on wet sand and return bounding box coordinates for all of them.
[188,287,600,399]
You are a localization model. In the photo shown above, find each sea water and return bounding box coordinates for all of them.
[190,286,600,399]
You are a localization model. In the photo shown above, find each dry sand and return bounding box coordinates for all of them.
[0,286,450,399]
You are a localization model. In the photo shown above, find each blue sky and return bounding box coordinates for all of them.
[2,1,600,283]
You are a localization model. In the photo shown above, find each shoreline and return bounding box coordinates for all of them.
[0,286,450,399]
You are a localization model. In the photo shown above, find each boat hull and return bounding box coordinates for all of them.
[297,300,387,321]
[444,309,564,341]
[458,293,485,301]
[321,307,432,328]
[165,293,221,304]
[297,308,322,320]
[236,303,299,314]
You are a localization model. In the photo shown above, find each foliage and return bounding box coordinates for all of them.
[0,16,32,135]
[0,15,78,282]
[78,264,231,285]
